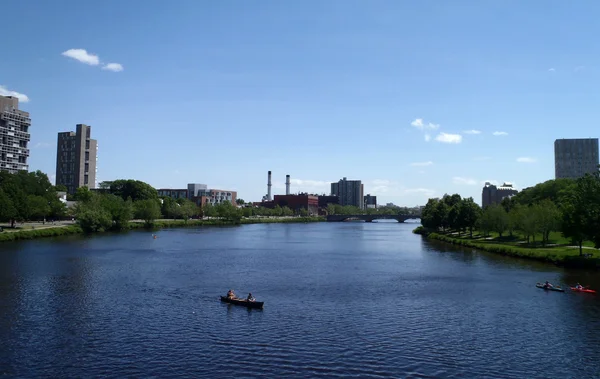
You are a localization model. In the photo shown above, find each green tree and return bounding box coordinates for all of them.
[242,207,253,218]
[236,198,245,205]
[534,199,561,246]
[561,173,600,254]
[160,197,178,219]
[203,203,217,219]
[73,186,93,202]
[299,208,309,217]
[54,184,68,192]
[74,197,113,232]
[27,195,51,221]
[0,188,16,223]
[134,199,161,226]
[100,194,133,230]
[484,205,509,237]
[459,197,481,237]
[110,179,158,201]
[176,198,199,221]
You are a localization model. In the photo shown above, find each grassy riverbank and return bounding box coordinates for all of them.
[413,225,600,269]
[0,216,325,243]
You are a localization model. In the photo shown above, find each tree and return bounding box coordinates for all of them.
[561,173,600,254]
[236,198,245,205]
[109,179,158,201]
[215,201,241,222]
[0,188,16,223]
[326,203,337,215]
[73,197,113,232]
[176,198,199,221]
[54,184,68,192]
[73,186,93,202]
[203,203,217,219]
[534,199,561,246]
[484,205,509,237]
[459,197,481,237]
[100,194,133,230]
[161,197,178,219]
[27,195,51,221]
[242,207,253,218]
[134,199,161,226]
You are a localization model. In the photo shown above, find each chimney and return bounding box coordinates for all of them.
[286,174,291,195]
[267,171,272,201]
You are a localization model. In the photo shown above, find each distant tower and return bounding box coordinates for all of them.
[267,171,272,201]
[286,174,291,195]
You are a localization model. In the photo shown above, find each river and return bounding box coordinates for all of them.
[1,221,599,378]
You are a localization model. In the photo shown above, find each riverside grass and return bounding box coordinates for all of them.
[413,225,600,269]
[0,217,325,243]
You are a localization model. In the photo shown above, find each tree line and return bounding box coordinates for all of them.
[0,171,67,226]
[420,173,600,255]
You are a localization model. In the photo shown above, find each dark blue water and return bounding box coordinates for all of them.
[1,222,599,378]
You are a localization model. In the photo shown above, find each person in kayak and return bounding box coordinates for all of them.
[227,289,236,299]
[247,293,255,302]
[544,281,554,289]
[575,283,584,290]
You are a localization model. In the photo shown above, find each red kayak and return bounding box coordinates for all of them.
[570,287,596,294]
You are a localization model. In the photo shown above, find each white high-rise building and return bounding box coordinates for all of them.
[0,96,30,173]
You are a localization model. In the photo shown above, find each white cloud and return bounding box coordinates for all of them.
[463,129,481,135]
[0,85,30,103]
[102,63,124,72]
[516,157,537,163]
[492,131,508,136]
[435,132,462,144]
[61,49,100,66]
[453,176,478,185]
[474,156,492,161]
[548,68,556,72]
[411,118,423,128]
[424,134,431,142]
[410,161,433,167]
[403,188,436,197]
[411,118,439,130]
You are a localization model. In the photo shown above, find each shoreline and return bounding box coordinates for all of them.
[413,226,600,269]
[0,217,325,243]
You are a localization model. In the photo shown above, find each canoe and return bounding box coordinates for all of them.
[570,287,597,294]
[220,296,264,309]
[536,283,565,292]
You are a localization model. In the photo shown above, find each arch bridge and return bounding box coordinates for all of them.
[326,214,421,223]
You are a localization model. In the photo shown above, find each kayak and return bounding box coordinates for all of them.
[536,283,565,292]
[570,287,597,294]
[220,296,264,309]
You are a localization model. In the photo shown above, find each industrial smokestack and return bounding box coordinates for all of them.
[286,174,291,195]
[267,171,272,201]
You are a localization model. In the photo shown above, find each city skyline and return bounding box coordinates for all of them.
[3,1,600,205]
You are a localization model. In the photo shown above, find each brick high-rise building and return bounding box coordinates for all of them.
[0,96,30,173]
[56,124,97,194]
[331,177,364,209]
[554,138,599,179]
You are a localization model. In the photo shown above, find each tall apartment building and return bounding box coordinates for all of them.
[0,96,30,173]
[554,138,599,179]
[482,182,518,208]
[331,177,364,209]
[364,194,377,209]
[56,124,97,194]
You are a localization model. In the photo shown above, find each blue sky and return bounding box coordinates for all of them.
[2,0,599,206]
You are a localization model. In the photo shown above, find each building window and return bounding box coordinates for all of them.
[85,151,89,161]
[86,140,90,149]
[85,163,89,173]
[84,175,89,185]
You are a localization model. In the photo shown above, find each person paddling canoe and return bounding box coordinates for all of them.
[227,289,236,299]
[544,281,554,289]
[575,283,584,290]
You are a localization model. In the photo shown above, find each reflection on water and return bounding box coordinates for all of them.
[0,222,599,378]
